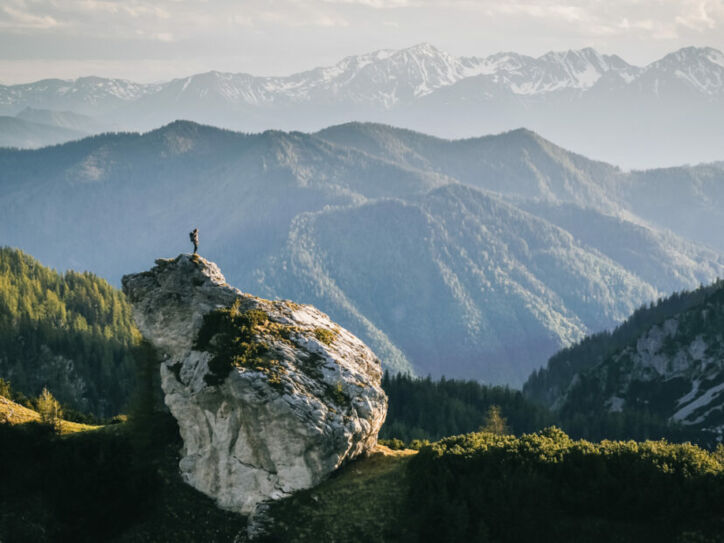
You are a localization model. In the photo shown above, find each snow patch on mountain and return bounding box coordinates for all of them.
[4,44,721,115]
[558,285,724,439]
[643,47,724,95]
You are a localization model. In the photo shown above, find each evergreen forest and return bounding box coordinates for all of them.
[0,247,139,417]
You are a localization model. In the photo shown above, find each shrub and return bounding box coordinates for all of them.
[195,300,282,387]
[380,438,406,450]
[314,328,338,345]
[406,428,724,542]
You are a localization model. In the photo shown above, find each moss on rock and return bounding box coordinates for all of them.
[195,299,282,386]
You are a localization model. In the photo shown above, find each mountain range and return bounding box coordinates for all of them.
[1,121,722,385]
[2,44,724,167]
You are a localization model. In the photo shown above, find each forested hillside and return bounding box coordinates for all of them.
[0,247,139,417]
[525,279,724,445]
[525,280,724,406]
[382,372,703,447]
[258,182,665,383]
[2,122,723,383]
[380,372,553,443]
[318,123,724,253]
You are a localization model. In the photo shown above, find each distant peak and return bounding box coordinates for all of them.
[503,127,542,140]
[540,47,599,58]
[161,119,203,130]
[656,46,724,64]
[537,47,623,68]
[394,42,451,61]
[404,42,441,53]
[674,45,720,54]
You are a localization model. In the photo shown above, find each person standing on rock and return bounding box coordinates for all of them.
[189,228,199,254]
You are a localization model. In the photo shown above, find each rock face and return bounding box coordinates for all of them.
[122,254,387,514]
[550,281,724,441]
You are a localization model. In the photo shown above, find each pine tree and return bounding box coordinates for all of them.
[480,405,510,435]
[0,378,11,399]
[37,387,63,432]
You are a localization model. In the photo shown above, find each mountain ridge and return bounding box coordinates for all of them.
[2,120,723,384]
[2,44,723,167]
[5,43,718,102]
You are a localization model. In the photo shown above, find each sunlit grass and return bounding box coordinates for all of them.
[260,445,417,541]
[0,395,102,435]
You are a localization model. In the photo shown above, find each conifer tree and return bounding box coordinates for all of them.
[0,378,11,399]
[480,404,510,435]
[37,387,63,432]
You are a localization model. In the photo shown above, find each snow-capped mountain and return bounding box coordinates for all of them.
[640,46,724,96]
[142,44,475,110]
[466,47,639,95]
[0,76,155,114]
[0,43,648,112]
[1,44,723,167]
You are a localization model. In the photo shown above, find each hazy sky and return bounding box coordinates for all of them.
[1,0,723,84]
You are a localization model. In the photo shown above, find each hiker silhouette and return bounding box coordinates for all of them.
[189,228,199,254]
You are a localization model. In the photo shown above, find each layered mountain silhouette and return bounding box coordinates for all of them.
[0,108,109,149]
[1,44,723,167]
[0,115,87,149]
[1,121,722,384]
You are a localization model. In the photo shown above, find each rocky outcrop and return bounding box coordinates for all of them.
[122,254,387,514]
[554,282,724,441]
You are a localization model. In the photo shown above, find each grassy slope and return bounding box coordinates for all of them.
[256,446,416,543]
[110,443,249,543]
[0,395,101,434]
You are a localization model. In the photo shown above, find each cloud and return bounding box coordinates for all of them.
[1,5,59,29]
[446,0,724,43]
[153,32,174,42]
[314,15,350,27]
[321,0,413,7]
[3,0,723,39]
[675,0,719,31]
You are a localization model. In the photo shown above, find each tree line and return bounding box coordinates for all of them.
[380,371,712,447]
[0,247,139,417]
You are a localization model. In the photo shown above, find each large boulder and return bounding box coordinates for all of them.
[122,254,387,514]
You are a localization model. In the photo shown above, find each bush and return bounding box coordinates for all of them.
[406,428,724,542]
[194,300,273,386]
[313,328,337,345]
[379,438,406,450]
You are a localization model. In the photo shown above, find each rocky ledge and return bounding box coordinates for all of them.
[122,254,387,514]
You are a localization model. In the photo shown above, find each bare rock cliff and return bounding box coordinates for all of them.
[122,254,387,514]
